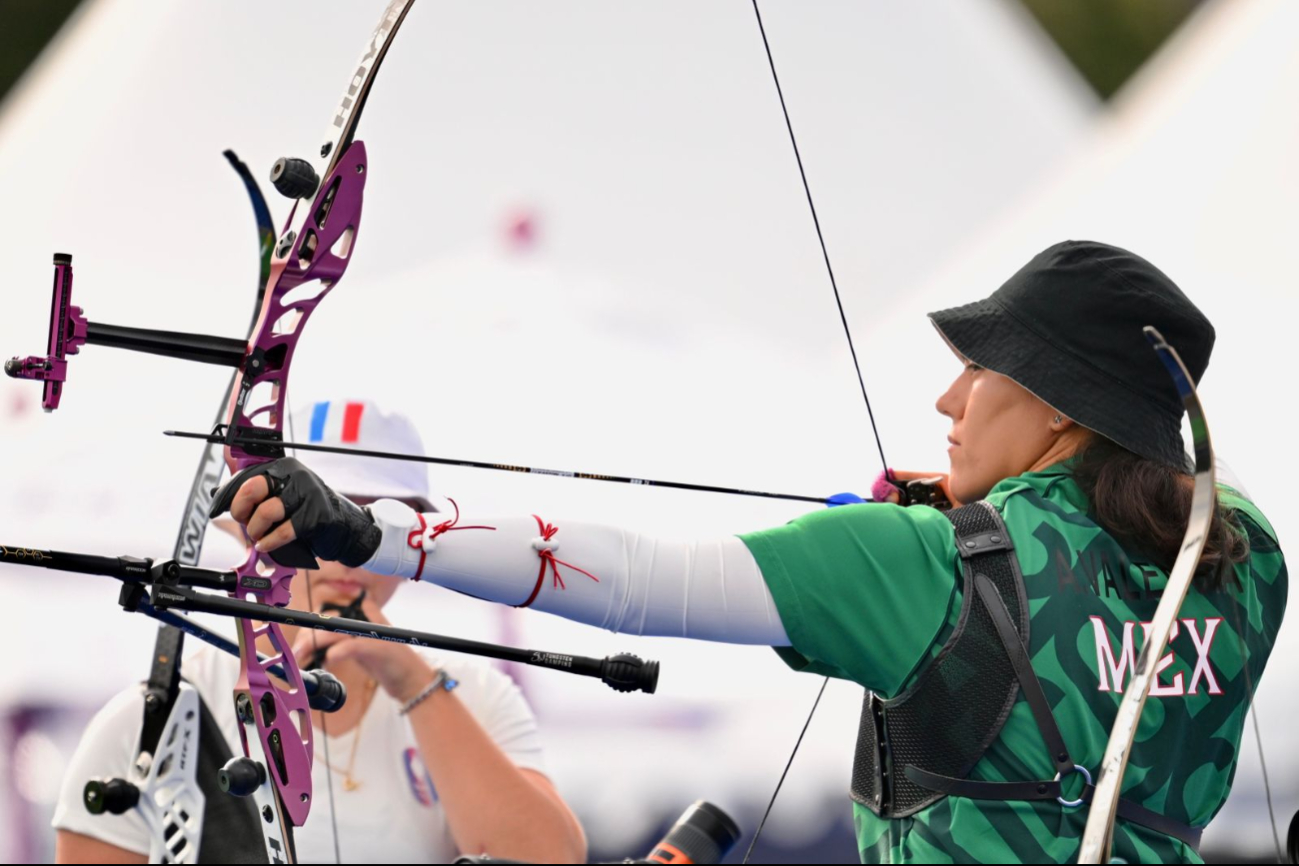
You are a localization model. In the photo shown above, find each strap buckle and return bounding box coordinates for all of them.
[1054,764,1092,808]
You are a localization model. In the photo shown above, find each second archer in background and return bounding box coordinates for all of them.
[54,400,585,865]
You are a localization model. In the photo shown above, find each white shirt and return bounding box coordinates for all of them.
[52,647,547,864]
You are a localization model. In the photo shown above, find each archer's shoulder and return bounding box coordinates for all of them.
[1220,489,1286,598]
[176,646,242,695]
[74,653,235,748]
[986,464,1088,514]
[81,682,152,743]
[758,499,958,544]
[1219,486,1281,545]
[741,502,960,586]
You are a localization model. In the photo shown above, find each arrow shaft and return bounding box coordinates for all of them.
[165,429,831,504]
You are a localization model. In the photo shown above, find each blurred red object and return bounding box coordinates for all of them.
[505,208,538,252]
[9,385,31,418]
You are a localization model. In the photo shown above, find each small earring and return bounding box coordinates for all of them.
[1053,414,1063,424]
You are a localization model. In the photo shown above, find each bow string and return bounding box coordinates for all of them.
[741,2,893,861]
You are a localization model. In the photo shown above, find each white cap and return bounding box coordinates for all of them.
[289,400,435,511]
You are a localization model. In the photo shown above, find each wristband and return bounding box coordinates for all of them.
[360,498,426,578]
[398,669,458,716]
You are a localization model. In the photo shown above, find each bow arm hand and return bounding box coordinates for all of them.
[210,457,381,568]
[211,458,791,646]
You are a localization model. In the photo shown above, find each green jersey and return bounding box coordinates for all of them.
[740,465,1287,864]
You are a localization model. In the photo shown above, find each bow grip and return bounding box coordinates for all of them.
[209,462,322,571]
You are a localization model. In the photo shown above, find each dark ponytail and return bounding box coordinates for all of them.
[1070,436,1249,592]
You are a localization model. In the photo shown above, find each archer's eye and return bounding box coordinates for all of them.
[965,362,983,373]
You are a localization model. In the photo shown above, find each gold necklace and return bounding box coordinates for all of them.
[316,679,378,792]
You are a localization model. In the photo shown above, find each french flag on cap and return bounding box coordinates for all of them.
[308,401,366,444]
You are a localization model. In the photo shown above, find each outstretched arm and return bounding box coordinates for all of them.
[215,457,963,696]
[56,830,146,865]
[214,458,790,645]
[365,506,791,645]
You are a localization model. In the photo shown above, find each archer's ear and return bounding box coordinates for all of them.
[1047,408,1076,432]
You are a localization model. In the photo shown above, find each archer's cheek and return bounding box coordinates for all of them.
[945,450,985,505]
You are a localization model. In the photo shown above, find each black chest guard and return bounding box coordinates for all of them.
[847,500,1203,851]
[850,501,1028,817]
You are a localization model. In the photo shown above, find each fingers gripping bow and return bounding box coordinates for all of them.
[211,458,383,569]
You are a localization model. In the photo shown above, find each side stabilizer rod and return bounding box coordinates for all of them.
[0,544,658,695]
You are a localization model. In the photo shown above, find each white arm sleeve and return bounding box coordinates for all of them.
[363,501,790,645]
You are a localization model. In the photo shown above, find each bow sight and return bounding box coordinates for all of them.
[4,254,252,410]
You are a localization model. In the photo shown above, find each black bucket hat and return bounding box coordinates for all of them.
[928,240,1214,469]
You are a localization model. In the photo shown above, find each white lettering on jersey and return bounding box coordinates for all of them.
[1088,616,1222,697]
[1141,620,1184,697]
[1090,616,1136,693]
[1183,617,1224,695]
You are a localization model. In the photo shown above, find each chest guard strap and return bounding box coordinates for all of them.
[849,501,1202,850]
[850,501,1029,817]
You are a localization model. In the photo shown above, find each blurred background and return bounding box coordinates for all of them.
[0,0,1293,862]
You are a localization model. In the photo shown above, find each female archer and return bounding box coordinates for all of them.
[216,241,1287,864]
